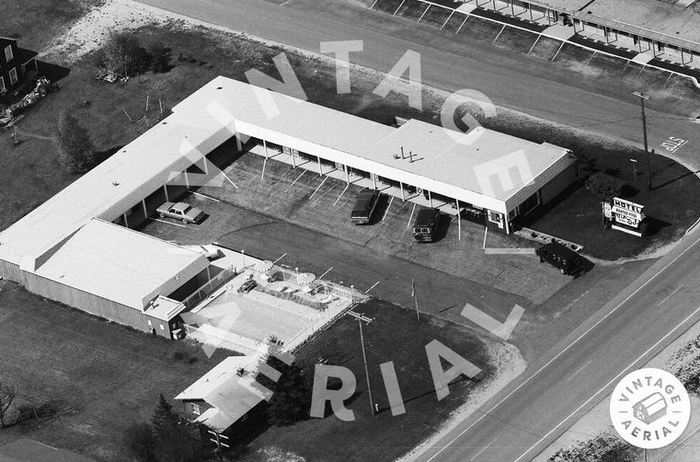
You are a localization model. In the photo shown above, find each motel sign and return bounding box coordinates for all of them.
[609,197,646,237]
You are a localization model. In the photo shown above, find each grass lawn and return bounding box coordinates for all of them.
[494,26,539,53]
[524,153,700,259]
[0,281,229,461]
[241,299,496,462]
[529,36,563,60]
[0,0,101,51]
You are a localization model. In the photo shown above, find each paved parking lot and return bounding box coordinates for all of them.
[136,155,591,345]
[199,152,570,304]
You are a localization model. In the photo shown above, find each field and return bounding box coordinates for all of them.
[240,298,505,462]
[0,281,229,461]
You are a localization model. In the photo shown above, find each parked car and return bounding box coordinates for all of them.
[536,242,583,275]
[412,208,441,242]
[238,279,257,294]
[156,202,205,224]
[351,188,380,225]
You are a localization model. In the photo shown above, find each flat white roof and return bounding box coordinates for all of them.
[364,119,570,202]
[174,76,573,214]
[0,106,230,267]
[33,219,209,310]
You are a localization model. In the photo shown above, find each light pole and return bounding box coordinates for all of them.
[346,310,375,415]
[632,91,652,190]
[629,158,638,182]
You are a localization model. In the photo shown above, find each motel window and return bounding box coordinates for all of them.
[192,403,201,416]
[0,77,5,93]
[488,210,503,225]
[147,319,152,327]
[160,324,165,331]
[8,68,18,85]
[4,45,12,62]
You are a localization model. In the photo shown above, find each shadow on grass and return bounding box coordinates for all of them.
[37,60,71,83]
[651,170,700,191]
[94,145,123,165]
[517,181,584,230]
[643,216,671,237]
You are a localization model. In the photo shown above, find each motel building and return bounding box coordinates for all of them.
[0,76,576,336]
[472,0,700,70]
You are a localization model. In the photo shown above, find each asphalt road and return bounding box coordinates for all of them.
[414,228,700,462]
[133,0,700,170]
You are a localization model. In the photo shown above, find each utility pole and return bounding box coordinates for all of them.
[633,91,652,190]
[346,310,375,415]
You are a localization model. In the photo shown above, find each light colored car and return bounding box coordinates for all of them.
[156,201,205,224]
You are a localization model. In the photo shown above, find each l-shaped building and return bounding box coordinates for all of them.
[0,76,576,336]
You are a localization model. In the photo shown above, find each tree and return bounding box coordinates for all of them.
[151,394,179,436]
[575,150,597,180]
[56,112,96,174]
[124,422,156,462]
[585,172,625,200]
[0,382,15,428]
[264,358,312,426]
[100,32,151,77]
[150,395,205,462]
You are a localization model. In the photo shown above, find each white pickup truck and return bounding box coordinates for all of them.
[156,202,205,224]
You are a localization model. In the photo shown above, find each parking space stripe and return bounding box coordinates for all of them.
[150,218,187,228]
[312,184,336,204]
[308,176,329,200]
[406,203,417,231]
[380,196,394,223]
[334,184,350,207]
[286,170,307,191]
[191,191,220,202]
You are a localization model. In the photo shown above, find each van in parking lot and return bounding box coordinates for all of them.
[351,188,380,225]
[412,208,441,242]
[536,242,583,275]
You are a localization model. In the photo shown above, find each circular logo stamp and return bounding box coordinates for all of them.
[610,368,691,449]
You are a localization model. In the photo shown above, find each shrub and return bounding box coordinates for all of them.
[56,112,96,174]
[549,432,640,462]
[585,172,626,200]
[124,422,156,462]
[667,335,700,394]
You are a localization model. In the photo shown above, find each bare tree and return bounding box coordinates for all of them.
[0,382,16,428]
